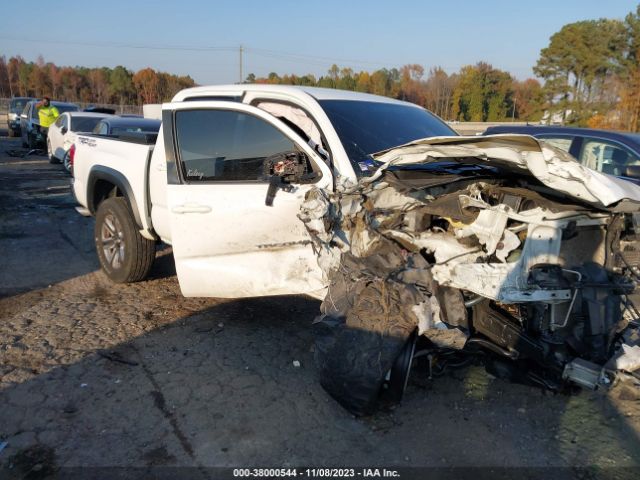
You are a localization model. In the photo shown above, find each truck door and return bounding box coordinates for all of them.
[162,101,333,298]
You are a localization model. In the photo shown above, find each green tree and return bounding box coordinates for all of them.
[110,66,135,105]
[534,19,627,124]
[451,63,514,121]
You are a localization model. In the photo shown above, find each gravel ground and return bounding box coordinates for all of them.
[1,130,640,478]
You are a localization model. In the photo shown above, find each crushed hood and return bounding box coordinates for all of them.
[367,135,640,212]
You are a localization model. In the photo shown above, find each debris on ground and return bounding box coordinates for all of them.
[97,349,139,366]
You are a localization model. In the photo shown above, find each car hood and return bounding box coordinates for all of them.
[369,134,640,212]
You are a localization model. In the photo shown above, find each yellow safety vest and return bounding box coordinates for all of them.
[38,105,60,128]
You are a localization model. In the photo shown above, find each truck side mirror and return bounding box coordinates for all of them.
[263,150,318,206]
[264,150,313,184]
[61,126,68,135]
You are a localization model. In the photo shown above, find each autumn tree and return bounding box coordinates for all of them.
[398,64,425,105]
[512,78,543,121]
[87,68,110,104]
[0,56,10,97]
[423,67,457,120]
[133,67,160,104]
[617,5,640,131]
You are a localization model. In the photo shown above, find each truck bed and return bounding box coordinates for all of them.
[72,133,156,234]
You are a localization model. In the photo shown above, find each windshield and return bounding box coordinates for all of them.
[10,99,30,113]
[319,100,456,175]
[71,116,104,132]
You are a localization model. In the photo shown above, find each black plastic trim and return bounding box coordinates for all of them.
[162,110,181,185]
[87,165,143,228]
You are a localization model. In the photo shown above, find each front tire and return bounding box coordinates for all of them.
[94,197,155,283]
[314,279,417,416]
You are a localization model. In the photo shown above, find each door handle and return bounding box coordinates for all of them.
[172,204,212,214]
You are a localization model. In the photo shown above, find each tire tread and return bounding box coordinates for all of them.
[94,197,155,283]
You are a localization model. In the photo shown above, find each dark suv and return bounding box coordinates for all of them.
[483,125,640,183]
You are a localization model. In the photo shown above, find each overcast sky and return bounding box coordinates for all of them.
[2,0,638,83]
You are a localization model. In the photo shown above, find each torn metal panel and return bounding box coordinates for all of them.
[371,135,640,211]
[301,134,640,397]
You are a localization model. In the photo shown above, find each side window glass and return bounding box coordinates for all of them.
[579,138,640,175]
[94,122,108,135]
[539,136,572,153]
[55,116,64,128]
[175,109,296,182]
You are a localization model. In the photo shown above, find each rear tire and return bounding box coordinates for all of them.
[94,197,155,283]
[62,150,71,172]
[314,279,416,416]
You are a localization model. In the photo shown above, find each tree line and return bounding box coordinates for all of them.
[535,5,640,131]
[247,63,544,123]
[248,5,640,131]
[0,56,195,105]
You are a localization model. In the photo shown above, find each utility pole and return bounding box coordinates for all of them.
[239,45,243,84]
[512,96,517,122]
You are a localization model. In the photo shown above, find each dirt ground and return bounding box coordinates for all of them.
[1,129,640,479]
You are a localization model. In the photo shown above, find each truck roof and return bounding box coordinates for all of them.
[65,111,112,118]
[172,84,419,107]
[100,117,161,129]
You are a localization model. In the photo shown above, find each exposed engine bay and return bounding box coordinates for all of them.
[299,135,640,415]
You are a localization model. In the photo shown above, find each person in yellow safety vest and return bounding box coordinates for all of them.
[36,97,60,128]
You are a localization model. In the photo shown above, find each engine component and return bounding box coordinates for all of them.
[562,358,604,389]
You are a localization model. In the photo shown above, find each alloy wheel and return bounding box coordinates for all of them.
[101,213,125,269]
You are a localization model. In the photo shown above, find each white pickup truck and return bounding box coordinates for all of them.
[72,84,456,296]
[73,84,640,415]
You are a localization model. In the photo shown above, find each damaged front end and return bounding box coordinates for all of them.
[300,135,640,415]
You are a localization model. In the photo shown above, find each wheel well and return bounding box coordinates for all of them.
[87,167,143,229]
[92,179,122,212]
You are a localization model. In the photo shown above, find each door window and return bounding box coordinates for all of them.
[538,135,573,153]
[578,138,640,175]
[54,116,64,128]
[93,122,109,135]
[174,109,296,182]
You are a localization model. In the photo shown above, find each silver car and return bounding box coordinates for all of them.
[6,97,34,137]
